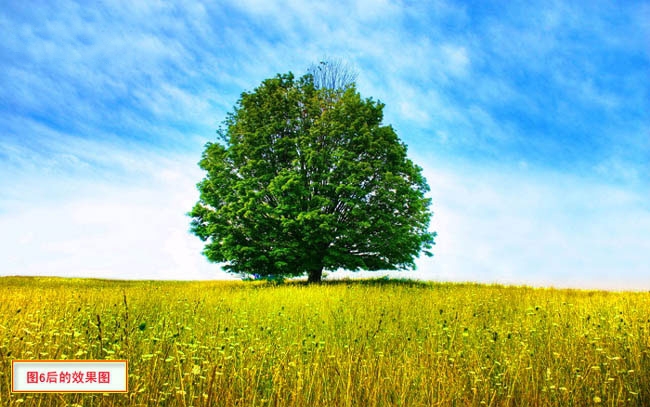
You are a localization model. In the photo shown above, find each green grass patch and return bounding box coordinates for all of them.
[1,277,648,406]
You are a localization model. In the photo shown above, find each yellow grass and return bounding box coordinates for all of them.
[0,277,648,406]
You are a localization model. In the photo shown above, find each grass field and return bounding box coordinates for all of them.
[0,277,648,406]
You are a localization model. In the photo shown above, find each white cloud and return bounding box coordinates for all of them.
[440,44,470,76]
[404,158,650,290]
[2,134,648,290]
[0,141,232,281]
[1,0,648,290]
[399,100,430,124]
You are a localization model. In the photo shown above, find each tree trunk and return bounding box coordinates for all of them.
[307,267,323,284]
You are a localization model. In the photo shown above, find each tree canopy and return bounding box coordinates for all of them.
[189,70,435,283]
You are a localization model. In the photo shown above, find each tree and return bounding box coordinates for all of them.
[307,58,357,91]
[189,70,435,283]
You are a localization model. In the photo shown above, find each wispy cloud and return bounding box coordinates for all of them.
[1,0,648,286]
[409,158,650,290]
[0,139,231,280]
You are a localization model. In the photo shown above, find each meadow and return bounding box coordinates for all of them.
[0,277,648,406]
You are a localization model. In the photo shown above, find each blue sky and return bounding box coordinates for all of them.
[1,0,648,289]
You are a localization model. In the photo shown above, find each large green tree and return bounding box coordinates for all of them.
[189,71,435,283]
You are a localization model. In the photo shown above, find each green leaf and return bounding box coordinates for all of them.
[189,69,435,283]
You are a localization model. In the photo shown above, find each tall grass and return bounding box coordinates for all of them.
[1,277,648,406]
